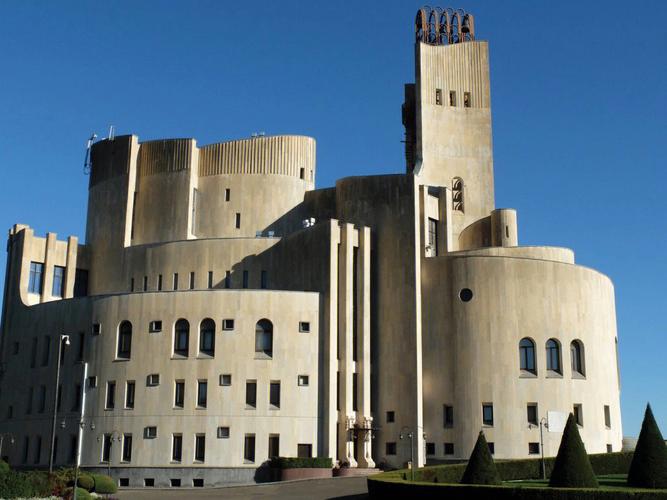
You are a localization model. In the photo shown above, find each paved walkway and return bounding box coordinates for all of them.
[116,476,369,499]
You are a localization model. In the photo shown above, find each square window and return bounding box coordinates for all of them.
[482,403,494,426]
[220,374,232,386]
[444,442,454,455]
[87,376,97,389]
[297,443,312,458]
[144,478,155,487]
[119,478,129,487]
[529,442,540,455]
[170,478,181,487]
[193,479,204,488]
[217,426,230,439]
[385,442,396,455]
[144,426,158,439]
[222,319,234,331]
[426,442,435,455]
[147,374,160,387]
[149,320,162,333]
[386,411,395,423]
[298,375,309,386]
[299,321,310,333]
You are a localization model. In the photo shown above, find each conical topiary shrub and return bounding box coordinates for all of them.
[460,431,501,485]
[627,403,667,488]
[549,413,599,488]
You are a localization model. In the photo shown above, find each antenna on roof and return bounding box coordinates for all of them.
[83,133,97,175]
[108,125,115,141]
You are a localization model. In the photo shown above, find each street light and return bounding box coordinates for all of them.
[49,334,70,474]
[399,426,415,482]
[0,433,15,458]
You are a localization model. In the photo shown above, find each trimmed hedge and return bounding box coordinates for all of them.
[92,473,117,494]
[270,457,333,469]
[628,404,667,489]
[549,414,599,488]
[76,473,95,491]
[0,460,9,475]
[460,431,501,485]
[64,486,93,500]
[0,470,50,499]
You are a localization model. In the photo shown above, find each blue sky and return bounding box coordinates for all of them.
[0,1,665,435]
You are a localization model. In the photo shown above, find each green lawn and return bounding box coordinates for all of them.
[504,475,664,492]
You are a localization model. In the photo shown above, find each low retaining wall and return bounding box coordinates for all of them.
[281,468,332,481]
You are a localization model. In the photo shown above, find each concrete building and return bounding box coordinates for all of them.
[0,7,621,486]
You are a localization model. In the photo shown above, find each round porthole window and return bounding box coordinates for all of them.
[459,288,473,302]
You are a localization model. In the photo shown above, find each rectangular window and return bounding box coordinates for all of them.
[174,381,185,408]
[157,274,163,291]
[222,319,234,331]
[208,271,213,289]
[245,380,257,408]
[73,268,88,297]
[189,271,195,290]
[102,434,112,462]
[244,434,256,462]
[38,385,46,413]
[235,213,241,229]
[444,442,454,455]
[172,434,182,462]
[464,91,471,108]
[173,273,178,290]
[299,321,310,333]
[22,436,29,464]
[194,434,205,462]
[191,187,198,235]
[574,404,583,426]
[297,443,312,458]
[92,323,101,335]
[197,380,208,408]
[34,435,42,464]
[607,444,613,453]
[143,275,148,292]
[52,266,65,297]
[41,336,50,366]
[527,403,538,426]
[170,479,181,487]
[428,218,438,256]
[435,88,442,105]
[449,90,457,106]
[386,442,396,455]
[299,167,305,179]
[224,271,231,289]
[444,404,454,428]
[260,270,268,289]
[106,381,116,409]
[269,381,280,409]
[69,434,77,464]
[122,434,132,462]
[217,426,230,439]
[426,442,435,455]
[125,381,135,409]
[604,405,611,428]
[386,411,395,423]
[87,376,97,389]
[225,188,230,202]
[130,277,134,292]
[144,478,155,487]
[488,442,495,455]
[28,262,44,294]
[117,327,132,360]
[298,375,309,386]
[200,328,215,356]
[482,403,494,426]
[30,337,38,367]
[220,374,232,386]
[268,434,280,458]
[529,442,540,455]
[26,386,33,414]
[242,270,249,289]
[352,373,358,412]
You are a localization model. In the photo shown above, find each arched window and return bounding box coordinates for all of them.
[174,319,189,357]
[199,318,215,357]
[117,321,132,360]
[255,319,273,358]
[570,340,585,376]
[519,338,536,374]
[546,339,561,373]
[452,177,464,212]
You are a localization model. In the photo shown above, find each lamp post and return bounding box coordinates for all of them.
[539,417,549,480]
[49,334,70,474]
[0,433,15,459]
[399,426,415,482]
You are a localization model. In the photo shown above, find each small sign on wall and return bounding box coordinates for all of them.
[547,411,568,433]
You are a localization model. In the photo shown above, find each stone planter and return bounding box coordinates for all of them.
[281,468,332,481]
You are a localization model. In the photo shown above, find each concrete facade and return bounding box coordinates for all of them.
[0,9,621,488]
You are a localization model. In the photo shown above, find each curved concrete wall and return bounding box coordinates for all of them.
[420,255,621,460]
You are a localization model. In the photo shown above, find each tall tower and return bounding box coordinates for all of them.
[403,7,495,245]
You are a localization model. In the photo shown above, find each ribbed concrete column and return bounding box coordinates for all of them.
[356,226,374,467]
[337,223,357,467]
[41,232,57,303]
[439,187,453,252]
[64,236,78,299]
